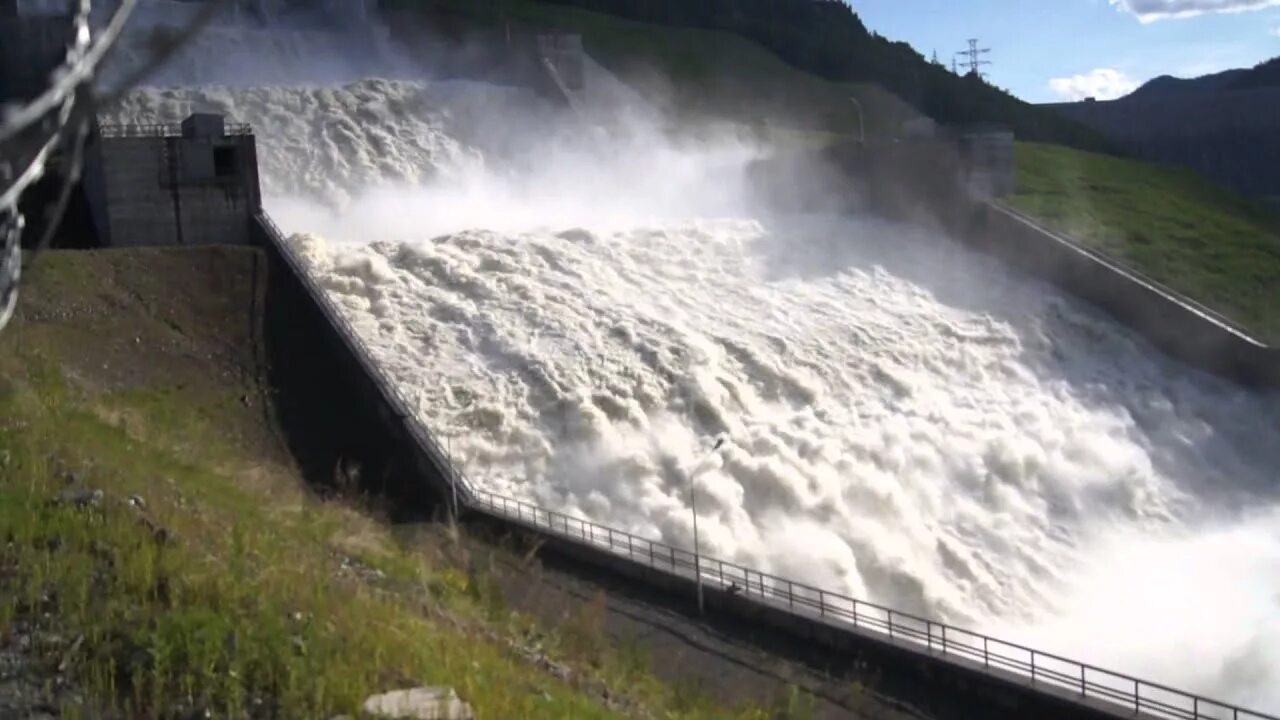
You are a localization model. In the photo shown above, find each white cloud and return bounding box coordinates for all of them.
[1048,68,1141,101]
[1110,0,1280,22]
[1271,23,1280,35]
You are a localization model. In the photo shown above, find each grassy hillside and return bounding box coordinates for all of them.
[1010,143,1280,343]
[0,247,784,718]
[394,0,920,138]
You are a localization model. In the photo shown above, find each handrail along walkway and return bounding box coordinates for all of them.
[256,212,1277,720]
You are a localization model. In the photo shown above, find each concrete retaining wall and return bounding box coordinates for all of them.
[958,203,1280,387]
[252,214,458,514]
[91,130,260,247]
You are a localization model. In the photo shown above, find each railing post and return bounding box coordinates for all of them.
[888,611,894,640]
[1031,652,1036,685]
[607,527,614,549]
[788,581,794,610]
[984,637,989,668]
[942,625,947,654]
[927,622,932,651]
[1080,666,1086,697]
[627,534,633,559]
[852,600,858,626]
[1192,695,1197,718]
[1134,679,1139,714]
[819,591,825,617]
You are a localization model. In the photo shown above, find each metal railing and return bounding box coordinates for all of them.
[255,210,1279,720]
[97,122,254,138]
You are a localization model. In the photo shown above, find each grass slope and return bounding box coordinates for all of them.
[410,0,920,140]
[1010,142,1280,343]
[0,247,781,719]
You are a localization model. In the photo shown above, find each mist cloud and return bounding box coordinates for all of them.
[1110,0,1280,22]
[1048,67,1140,100]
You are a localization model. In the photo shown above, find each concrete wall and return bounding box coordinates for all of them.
[95,133,259,247]
[252,214,458,513]
[959,130,1016,198]
[958,203,1280,387]
[81,133,111,246]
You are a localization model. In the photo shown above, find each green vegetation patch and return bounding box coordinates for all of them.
[1010,142,1280,343]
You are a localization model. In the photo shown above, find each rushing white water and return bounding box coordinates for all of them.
[103,21,1280,713]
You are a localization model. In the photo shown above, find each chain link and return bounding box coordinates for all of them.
[0,0,147,334]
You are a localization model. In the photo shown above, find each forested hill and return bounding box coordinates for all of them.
[514,0,1115,151]
[1128,56,1280,99]
[387,0,1114,152]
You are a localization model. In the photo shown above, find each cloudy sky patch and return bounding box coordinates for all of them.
[1110,0,1280,22]
[851,1,1277,102]
[1049,67,1141,100]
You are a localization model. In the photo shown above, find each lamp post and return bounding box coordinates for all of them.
[689,435,725,616]
[690,469,704,616]
[849,96,865,145]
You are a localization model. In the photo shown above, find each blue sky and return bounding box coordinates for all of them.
[850,0,1280,103]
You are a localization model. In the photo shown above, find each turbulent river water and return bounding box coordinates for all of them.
[101,14,1280,713]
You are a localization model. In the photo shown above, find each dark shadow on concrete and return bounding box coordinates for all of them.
[260,239,444,523]
[16,173,100,250]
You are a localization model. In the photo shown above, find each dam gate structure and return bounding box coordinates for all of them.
[86,114,261,248]
[39,116,1280,720]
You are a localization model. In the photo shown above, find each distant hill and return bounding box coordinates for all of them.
[1045,56,1280,198]
[1126,56,1280,99]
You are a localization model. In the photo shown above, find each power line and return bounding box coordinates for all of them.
[955,38,991,79]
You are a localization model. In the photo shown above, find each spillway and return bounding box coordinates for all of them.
[100,14,1280,714]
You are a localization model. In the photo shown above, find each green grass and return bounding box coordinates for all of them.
[1010,142,1280,343]
[0,249,786,719]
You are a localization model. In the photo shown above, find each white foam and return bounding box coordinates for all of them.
[108,32,1280,712]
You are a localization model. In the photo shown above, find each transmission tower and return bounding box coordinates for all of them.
[955,38,991,79]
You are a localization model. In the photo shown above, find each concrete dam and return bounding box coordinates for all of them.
[13,2,1280,717]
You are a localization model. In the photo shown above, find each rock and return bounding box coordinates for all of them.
[361,687,474,720]
[54,488,103,509]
